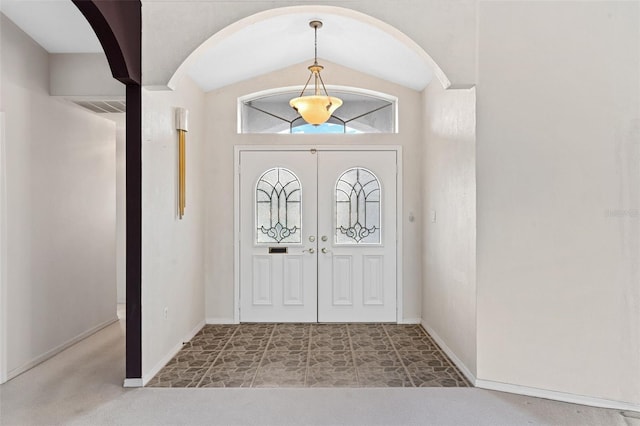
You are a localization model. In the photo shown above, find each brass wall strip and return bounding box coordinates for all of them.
[178,130,186,219]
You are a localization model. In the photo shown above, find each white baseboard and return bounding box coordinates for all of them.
[123,378,143,388]
[6,317,118,382]
[476,379,640,412]
[206,318,237,324]
[421,321,477,385]
[398,317,422,324]
[419,323,640,412]
[141,319,205,386]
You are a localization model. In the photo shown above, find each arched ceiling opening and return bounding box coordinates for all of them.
[171,6,450,92]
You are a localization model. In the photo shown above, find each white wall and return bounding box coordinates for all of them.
[476,1,640,406]
[204,60,423,322]
[49,53,126,304]
[0,14,117,381]
[421,83,476,379]
[115,117,126,305]
[103,114,127,304]
[49,53,124,98]
[142,76,206,381]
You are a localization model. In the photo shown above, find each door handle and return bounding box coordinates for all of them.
[303,248,315,254]
[321,248,331,254]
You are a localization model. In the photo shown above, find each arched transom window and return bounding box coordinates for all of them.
[240,88,397,134]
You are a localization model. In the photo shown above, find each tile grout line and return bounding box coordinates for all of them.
[195,325,240,388]
[304,324,312,387]
[249,324,277,388]
[346,324,360,386]
[383,324,417,388]
[418,324,470,387]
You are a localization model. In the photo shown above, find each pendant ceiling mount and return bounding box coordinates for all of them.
[289,20,343,126]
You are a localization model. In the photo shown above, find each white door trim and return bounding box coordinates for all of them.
[234,145,403,323]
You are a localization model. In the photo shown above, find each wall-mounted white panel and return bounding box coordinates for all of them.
[283,256,304,305]
[332,256,353,306]
[252,256,272,305]
[363,255,384,305]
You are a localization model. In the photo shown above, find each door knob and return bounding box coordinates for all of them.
[321,248,331,254]
[303,248,315,254]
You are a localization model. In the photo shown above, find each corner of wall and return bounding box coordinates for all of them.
[142,319,204,385]
[421,320,476,385]
[421,80,478,378]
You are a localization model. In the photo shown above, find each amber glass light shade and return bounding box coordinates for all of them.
[289,95,343,125]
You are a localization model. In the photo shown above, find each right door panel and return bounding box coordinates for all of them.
[317,151,397,322]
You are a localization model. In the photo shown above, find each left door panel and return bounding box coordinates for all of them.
[239,150,318,322]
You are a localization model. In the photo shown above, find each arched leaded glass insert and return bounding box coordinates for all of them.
[336,168,381,244]
[256,168,301,244]
[240,88,397,134]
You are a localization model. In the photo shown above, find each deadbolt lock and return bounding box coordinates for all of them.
[321,236,328,242]
[309,236,316,242]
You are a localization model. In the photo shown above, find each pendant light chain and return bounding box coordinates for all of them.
[289,20,343,125]
[314,24,318,65]
[314,24,320,95]
[312,22,330,100]
[297,22,319,97]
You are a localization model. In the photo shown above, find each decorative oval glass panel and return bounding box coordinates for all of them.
[256,168,301,244]
[335,167,381,244]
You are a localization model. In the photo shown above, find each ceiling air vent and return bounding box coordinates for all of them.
[72,100,126,113]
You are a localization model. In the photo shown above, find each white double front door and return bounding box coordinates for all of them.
[239,149,397,323]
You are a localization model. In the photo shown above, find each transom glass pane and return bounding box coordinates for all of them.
[256,168,301,244]
[241,89,396,134]
[336,168,381,244]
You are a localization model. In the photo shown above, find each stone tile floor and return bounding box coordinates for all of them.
[147,323,470,388]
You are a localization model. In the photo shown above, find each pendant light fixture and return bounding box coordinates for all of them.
[290,20,342,125]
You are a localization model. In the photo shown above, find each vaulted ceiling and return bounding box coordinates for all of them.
[184,12,433,91]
